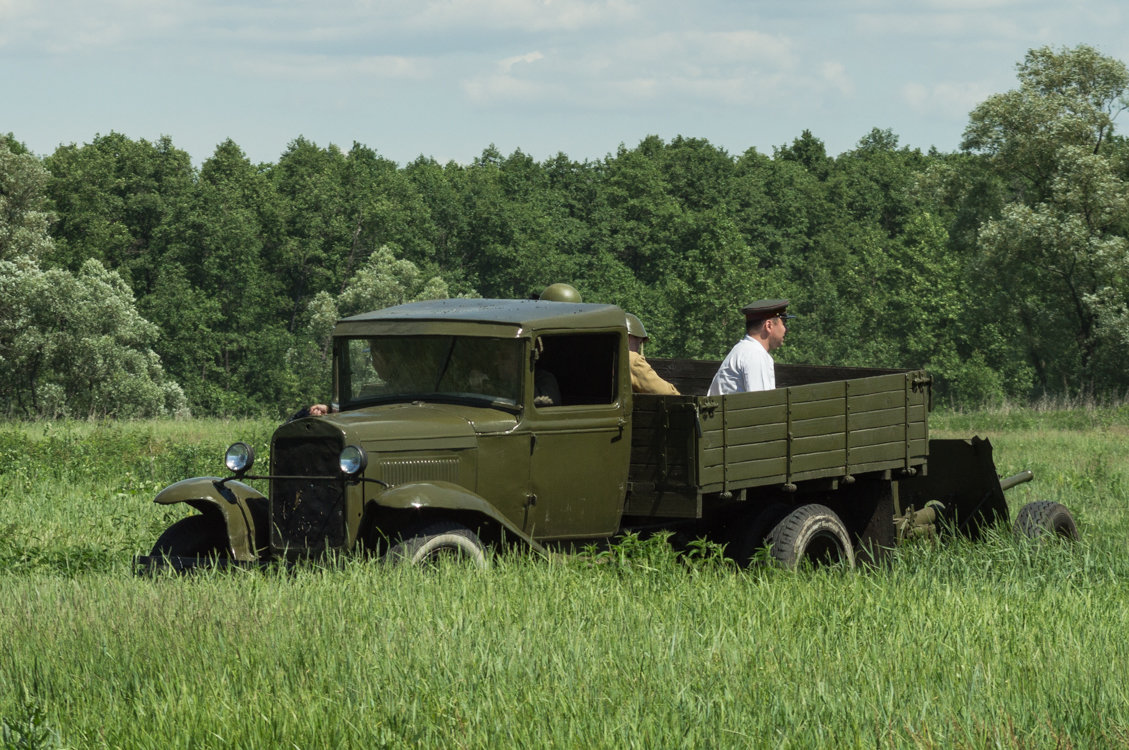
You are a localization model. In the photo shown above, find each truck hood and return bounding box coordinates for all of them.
[323,401,518,451]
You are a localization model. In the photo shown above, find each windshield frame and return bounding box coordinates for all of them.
[335,334,526,413]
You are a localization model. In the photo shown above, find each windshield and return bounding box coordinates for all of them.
[339,335,524,408]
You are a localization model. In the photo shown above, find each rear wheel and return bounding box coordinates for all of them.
[385,520,488,568]
[765,504,855,569]
[150,514,229,559]
[1014,501,1080,541]
[725,503,789,567]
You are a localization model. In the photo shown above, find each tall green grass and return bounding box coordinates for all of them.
[1,412,1127,748]
[0,419,273,575]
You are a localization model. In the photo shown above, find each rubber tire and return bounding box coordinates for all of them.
[727,503,790,567]
[385,521,488,568]
[1013,501,1080,541]
[765,504,855,569]
[150,514,229,558]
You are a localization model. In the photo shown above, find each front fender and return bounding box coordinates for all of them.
[375,481,540,551]
[154,477,266,561]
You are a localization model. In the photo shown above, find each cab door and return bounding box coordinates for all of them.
[524,331,631,540]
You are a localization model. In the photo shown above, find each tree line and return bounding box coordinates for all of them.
[2,44,1128,419]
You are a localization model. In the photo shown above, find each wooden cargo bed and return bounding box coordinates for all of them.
[626,359,932,518]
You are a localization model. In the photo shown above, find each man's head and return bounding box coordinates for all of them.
[625,312,648,354]
[741,299,793,352]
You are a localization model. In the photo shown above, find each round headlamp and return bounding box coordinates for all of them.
[339,444,368,478]
[224,442,255,475]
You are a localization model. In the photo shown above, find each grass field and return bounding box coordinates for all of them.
[1,409,1127,749]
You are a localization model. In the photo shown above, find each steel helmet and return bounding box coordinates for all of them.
[538,283,583,303]
[625,312,648,340]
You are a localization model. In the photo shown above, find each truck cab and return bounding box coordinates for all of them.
[141,299,636,567]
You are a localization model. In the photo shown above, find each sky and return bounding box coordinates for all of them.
[3,0,1128,167]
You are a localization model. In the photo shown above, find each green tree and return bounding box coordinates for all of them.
[43,132,196,295]
[270,138,353,330]
[6,259,189,418]
[442,146,573,297]
[0,138,186,418]
[153,139,285,414]
[0,135,55,263]
[963,45,1129,393]
[294,246,451,398]
[659,209,785,359]
[403,156,470,280]
[598,137,684,283]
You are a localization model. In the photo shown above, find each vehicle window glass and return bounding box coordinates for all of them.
[534,332,619,407]
[342,336,522,407]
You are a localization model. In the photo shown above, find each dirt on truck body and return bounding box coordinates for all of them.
[137,298,1079,571]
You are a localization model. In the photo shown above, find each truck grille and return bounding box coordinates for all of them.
[270,435,345,553]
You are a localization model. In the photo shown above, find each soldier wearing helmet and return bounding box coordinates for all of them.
[538,283,583,303]
[626,312,679,395]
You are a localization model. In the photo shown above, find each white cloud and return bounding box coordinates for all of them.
[462,50,550,103]
[849,1,1110,46]
[451,24,861,113]
[5,0,1129,166]
[693,30,795,65]
[821,61,854,96]
[241,53,431,81]
[463,71,558,104]
[855,9,1022,39]
[0,0,199,53]
[604,77,661,103]
[609,30,794,69]
[667,73,791,106]
[915,0,1030,9]
[499,51,544,72]
[902,80,995,115]
[410,0,639,32]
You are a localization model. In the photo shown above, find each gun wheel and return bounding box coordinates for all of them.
[1014,501,1080,541]
[385,520,488,568]
[765,504,855,569]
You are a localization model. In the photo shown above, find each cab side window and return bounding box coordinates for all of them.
[534,332,619,407]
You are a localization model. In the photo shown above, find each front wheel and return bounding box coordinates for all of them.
[150,513,230,560]
[1014,501,1080,541]
[385,520,488,568]
[765,504,855,569]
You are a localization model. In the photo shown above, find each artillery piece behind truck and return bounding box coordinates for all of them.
[136,298,1079,571]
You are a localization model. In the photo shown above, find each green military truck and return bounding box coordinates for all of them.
[137,298,1078,571]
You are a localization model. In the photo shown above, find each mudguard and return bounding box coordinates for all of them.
[154,477,266,561]
[375,480,541,552]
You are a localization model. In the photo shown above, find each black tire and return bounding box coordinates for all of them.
[726,503,790,567]
[150,514,229,559]
[1013,501,1080,541]
[765,504,855,569]
[385,520,488,568]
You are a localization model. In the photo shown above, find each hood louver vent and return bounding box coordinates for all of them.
[381,457,460,486]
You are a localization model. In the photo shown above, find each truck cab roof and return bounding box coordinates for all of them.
[334,299,626,337]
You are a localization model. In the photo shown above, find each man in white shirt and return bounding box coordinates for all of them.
[708,299,794,395]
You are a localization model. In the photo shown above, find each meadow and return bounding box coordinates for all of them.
[1,408,1127,749]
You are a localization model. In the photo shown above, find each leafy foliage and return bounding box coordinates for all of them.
[5,46,1129,415]
[965,45,1129,395]
[0,138,186,419]
[1,695,59,750]
[0,135,54,263]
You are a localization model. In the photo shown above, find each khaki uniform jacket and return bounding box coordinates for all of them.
[629,351,680,395]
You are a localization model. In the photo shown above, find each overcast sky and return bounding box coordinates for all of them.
[4,0,1127,167]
